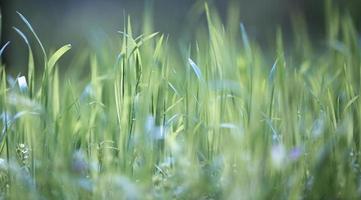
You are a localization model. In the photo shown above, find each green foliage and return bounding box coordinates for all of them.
[1,2,361,199]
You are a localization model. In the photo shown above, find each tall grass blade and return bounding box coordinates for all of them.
[16,11,48,62]
[13,27,35,97]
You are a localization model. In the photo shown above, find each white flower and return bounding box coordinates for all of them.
[271,144,286,169]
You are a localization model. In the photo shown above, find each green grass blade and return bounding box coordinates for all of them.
[13,27,35,97]
[188,58,202,81]
[16,11,48,62]
[47,44,72,74]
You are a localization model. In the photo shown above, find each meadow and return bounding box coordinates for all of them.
[1,1,361,199]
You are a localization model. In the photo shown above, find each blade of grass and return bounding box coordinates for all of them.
[16,11,48,63]
[13,27,35,97]
[47,44,72,74]
[0,41,10,58]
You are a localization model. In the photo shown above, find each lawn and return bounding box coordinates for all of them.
[1,1,361,199]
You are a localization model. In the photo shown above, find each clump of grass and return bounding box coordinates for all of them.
[1,0,361,199]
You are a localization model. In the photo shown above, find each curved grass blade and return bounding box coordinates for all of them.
[0,41,10,57]
[16,11,47,62]
[13,27,35,96]
[13,27,29,45]
[48,44,72,73]
[128,32,159,57]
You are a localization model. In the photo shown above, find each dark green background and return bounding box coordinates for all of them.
[0,0,360,72]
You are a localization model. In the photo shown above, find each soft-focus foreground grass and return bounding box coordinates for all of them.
[1,1,361,199]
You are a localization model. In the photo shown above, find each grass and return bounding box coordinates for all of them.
[1,1,361,199]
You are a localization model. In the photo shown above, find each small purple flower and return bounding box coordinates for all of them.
[72,150,88,175]
[289,147,303,161]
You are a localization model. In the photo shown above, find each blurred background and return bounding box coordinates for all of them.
[0,0,361,73]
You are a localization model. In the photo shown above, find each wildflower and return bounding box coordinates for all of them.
[72,150,88,175]
[289,147,303,161]
[16,143,31,172]
[271,143,286,168]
